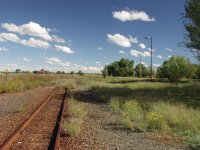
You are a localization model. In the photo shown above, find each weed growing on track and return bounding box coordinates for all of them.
[68,98,87,118]
[64,98,87,137]
[63,118,81,137]
[15,104,26,113]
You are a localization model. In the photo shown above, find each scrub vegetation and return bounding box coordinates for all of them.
[0,73,200,149]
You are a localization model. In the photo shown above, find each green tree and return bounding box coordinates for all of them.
[159,56,194,82]
[77,70,84,76]
[182,0,200,61]
[15,69,21,73]
[191,64,200,79]
[70,71,75,74]
[104,58,134,77]
[134,64,150,77]
[101,66,107,78]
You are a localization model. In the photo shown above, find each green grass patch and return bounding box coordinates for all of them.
[63,118,81,137]
[15,104,26,113]
[64,98,87,137]
[68,98,87,118]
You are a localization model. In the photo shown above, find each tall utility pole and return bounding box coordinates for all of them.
[104,56,107,78]
[43,48,47,76]
[145,36,153,78]
[140,57,142,78]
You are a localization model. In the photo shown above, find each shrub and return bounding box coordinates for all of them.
[63,118,81,137]
[68,98,87,118]
[122,100,142,120]
[77,70,84,76]
[109,98,122,112]
[120,115,133,129]
[145,112,165,131]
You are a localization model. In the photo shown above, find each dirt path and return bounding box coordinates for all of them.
[61,92,189,150]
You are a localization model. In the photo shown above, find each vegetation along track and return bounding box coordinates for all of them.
[0,87,67,150]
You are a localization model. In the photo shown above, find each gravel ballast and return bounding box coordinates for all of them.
[0,87,54,145]
[60,92,190,150]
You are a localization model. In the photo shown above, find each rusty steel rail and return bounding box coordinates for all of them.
[50,88,68,150]
[0,88,57,150]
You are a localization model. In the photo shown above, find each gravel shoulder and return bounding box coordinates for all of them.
[0,86,54,145]
[60,92,190,150]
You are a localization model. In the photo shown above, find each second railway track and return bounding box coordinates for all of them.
[0,88,67,150]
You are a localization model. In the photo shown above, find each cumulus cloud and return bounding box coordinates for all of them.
[95,61,101,65]
[0,33,50,49]
[0,63,29,71]
[52,35,65,43]
[1,22,52,41]
[47,57,62,64]
[0,46,9,51]
[156,55,163,59]
[130,49,150,57]
[97,47,103,50]
[119,50,127,54]
[128,36,138,44]
[46,57,101,73]
[139,43,146,49]
[166,47,172,51]
[168,55,172,58]
[0,33,21,42]
[21,37,50,48]
[107,34,137,48]
[112,9,155,22]
[55,45,74,54]
[143,51,151,57]
[153,64,161,67]
[23,57,33,62]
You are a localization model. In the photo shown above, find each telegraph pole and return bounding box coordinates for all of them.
[140,58,142,78]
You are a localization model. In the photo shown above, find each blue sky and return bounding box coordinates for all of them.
[0,0,195,73]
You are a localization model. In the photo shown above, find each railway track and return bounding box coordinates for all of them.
[0,87,67,150]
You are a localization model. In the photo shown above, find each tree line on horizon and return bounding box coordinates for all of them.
[102,57,200,82]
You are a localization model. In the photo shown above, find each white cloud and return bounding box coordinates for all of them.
[46,57,71,67]
[47,57,62,64]
[0,33,21,42]
[55,45,74,54]
[166,47,172,51]
[112,9,155,22]
[23,57,33,62]
[143,51,151,57]
[0,47,9,51]
[130,49,150,57]
[107,34,137,48]
[21,37,50,48]
[1,22,52,41]
[128,36,139,44]
[119,50,127,54]
[46,57,101,73]
[0,63,29,71]
[153,64,161,67]
[52,35,65,43]
[139,43,146,49]
[95,61,101,65]
[156,55,163,59]
[97,47,103,50]
[168,55,172,58]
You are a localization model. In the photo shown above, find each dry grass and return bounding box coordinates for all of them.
[63,98,87,137]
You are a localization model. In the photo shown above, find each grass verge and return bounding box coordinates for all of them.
[64,98,87,137]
